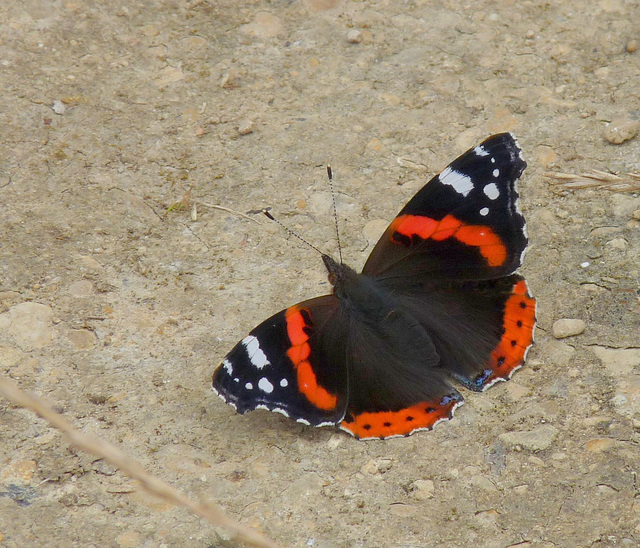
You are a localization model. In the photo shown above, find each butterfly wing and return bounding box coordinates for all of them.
[363,133,528,282]
[389,275,536,391]
[212,296,349,427]
[362,133,536,392]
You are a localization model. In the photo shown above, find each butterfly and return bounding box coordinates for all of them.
[212,133,536,440]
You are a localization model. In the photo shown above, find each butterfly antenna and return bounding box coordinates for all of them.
[327,166,344,264]
[262,210,326,257]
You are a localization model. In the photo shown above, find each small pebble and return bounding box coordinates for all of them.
[238,119,256,135]
[220,68,241,89]
[410,479,434,500]
[586,438,615,452]
[388,503,417,517]
[0,302,53,349]
[52,100,66,114]
[603,118,639,144]
[347,29,363,43]
[361,458,393,475]
[0,459,37,486]
[499,424,559,451]
[606,237,627,250]
[627,39,637,53]
[552,318,586,339]
[69,280,94,297]
[239,12,285,39]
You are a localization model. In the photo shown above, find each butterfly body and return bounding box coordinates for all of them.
[213,133,536,439]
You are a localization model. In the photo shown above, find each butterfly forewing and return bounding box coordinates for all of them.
[363,133,528,281]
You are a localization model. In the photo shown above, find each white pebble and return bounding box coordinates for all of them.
[552,318,586,339]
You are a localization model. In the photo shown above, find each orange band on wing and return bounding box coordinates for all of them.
[340,395,462,439]
[296,360,338,410]
[484,280,536,384]
[390,214,508,267]
[285,306,338,411]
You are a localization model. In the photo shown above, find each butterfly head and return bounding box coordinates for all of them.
[322,254,358,293]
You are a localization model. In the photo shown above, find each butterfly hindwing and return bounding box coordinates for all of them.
[212,296,348,427]
[363,133,528,281]
[386,274,536,393]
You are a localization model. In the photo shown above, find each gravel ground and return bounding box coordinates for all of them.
[1,1,639,547]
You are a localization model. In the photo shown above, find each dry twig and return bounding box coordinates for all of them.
[0,375,280,548]
[546,170,640,192]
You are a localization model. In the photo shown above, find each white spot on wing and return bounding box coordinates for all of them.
[480,207,489,216]
[258,377,274,394]
[242,335,270,369]
[245,382,253,390]
[222,359,233,375]
[280,378,289,387]
[492,168,500,177]
[474,145,489,157]
[483,183,500,200]
[439,167,474,197]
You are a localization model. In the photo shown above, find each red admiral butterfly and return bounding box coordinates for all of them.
[212,133,536,440]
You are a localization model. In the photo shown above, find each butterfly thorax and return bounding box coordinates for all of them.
[322,254,417,329]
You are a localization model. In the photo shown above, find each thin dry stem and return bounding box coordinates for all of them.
[199,202,262,224]
[0,375,280,548]
[546,170,640,191]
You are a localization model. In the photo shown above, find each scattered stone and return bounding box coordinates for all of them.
[552,318,586,339]
[52,100,66,114]
[154,66,184,88]
[536,145,557,167]
[220,68,242,88]
[238,119,256,135]
[410,479,435,500]
[361,458,393,475]
[513,484,529,495]
[240,12,285,39]
[66,329,96,349]
[627,39,638,53]
[632,209,640,221]
[499,424,559,451]
[0,459,37,486]
[603,118,638,144]
[591,346,640,375]
[470,475,499,493]
[606,237,627,250]
[326,434,342,449]
[0,302,53,349]
[347,29,363,43]
[69,280,94,297]
[388,503,418,517]
[586,438,615,452]
[0,344,25,368]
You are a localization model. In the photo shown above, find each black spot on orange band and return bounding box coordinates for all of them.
[340,394,463,439]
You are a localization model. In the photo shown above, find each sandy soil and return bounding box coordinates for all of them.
[1,0,639,546]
